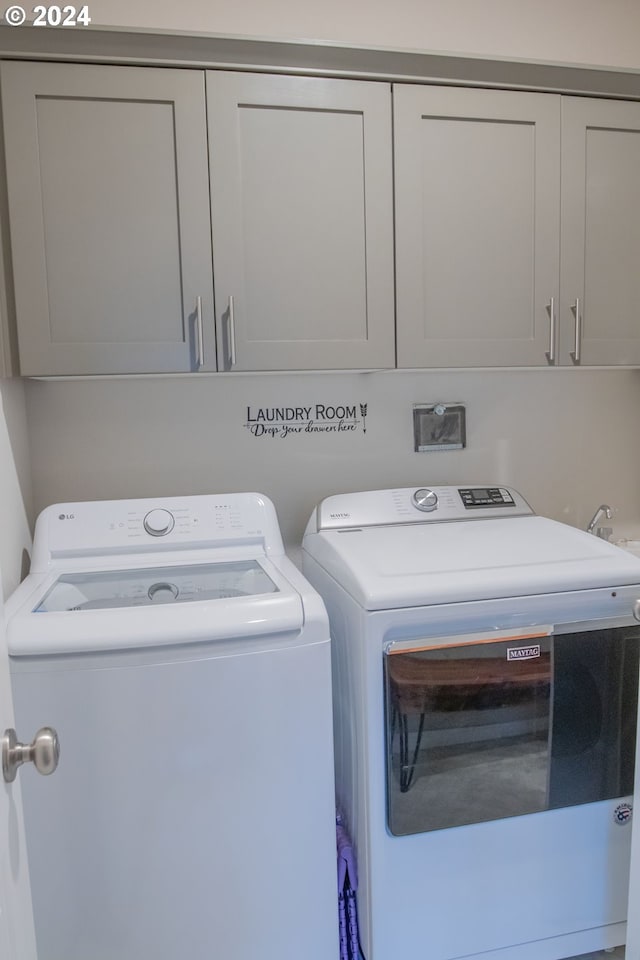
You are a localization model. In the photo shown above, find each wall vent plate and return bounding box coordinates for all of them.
[413,403,466,452]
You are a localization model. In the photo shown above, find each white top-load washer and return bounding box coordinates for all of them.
[7,493,337,960]
[302,484,640,960]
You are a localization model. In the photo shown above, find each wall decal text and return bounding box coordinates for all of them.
[245,403,368,438]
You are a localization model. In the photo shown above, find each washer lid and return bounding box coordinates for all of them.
[34,560,278,612]
[303,515,640,610]
[7,558,303,655]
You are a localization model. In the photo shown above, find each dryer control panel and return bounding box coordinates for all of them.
[316,485,533,530]
[458,487,516,509]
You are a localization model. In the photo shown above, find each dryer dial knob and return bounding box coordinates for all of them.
[143,509,175,537]
[413,488,438,513]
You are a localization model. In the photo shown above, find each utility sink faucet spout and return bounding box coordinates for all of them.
[587,504,613,537]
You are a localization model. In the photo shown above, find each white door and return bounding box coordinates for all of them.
[0,594,37,960]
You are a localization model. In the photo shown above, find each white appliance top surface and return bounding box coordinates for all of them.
[8,493,318,656]
[303,486,640,610]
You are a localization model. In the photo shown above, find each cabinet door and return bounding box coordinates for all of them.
[0,62,215,376]
[560,97,640,366]
[394,86,560,368]
[207,72,394,371]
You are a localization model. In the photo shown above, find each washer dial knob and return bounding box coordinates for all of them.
[143,508,175,537]
[413,488,438,513]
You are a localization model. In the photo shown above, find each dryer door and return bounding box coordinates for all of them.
[384,623,639,836]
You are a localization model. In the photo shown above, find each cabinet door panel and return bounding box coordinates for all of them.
[394,86,560,367]
[561,97,640,365]
[1,62,215,376]
[207,72,394,371]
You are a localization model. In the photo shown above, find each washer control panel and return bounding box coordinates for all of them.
[33,493,284,566]
[317,485,533,530]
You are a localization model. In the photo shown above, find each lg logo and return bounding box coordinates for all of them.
[58,513,75,521]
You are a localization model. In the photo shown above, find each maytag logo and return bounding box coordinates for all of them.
[331,512,350,519]
[507,644,541,661]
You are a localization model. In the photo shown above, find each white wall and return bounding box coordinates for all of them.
[24,369,640,551]
[0,379,32,597]
[84,0,640,70]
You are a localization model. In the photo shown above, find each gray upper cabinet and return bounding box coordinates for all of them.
[560,96,640,366]
[2,59,639,375]
[0,61,216,376]
[394,85,561,368]
[394,84,640,369]
[206,72,395,371]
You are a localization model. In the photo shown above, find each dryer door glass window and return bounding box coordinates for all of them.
[547,626,639,811]
[384,625,639,836]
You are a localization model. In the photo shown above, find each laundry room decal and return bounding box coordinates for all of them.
[244,403,368,438]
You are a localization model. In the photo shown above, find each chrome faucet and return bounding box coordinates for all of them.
[586,504,613,538]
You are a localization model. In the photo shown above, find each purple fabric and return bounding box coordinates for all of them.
[336,817,361,959]
[338,892,350,960]
[336,823,358,891]
[346,888,360,960]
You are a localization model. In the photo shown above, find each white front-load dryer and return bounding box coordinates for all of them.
[302,485,640,960]
[7,493,337,960]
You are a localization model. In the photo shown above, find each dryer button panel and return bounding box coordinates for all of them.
[458,487,515,508]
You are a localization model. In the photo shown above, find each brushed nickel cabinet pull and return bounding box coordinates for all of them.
[570,298,582,364]
[228,295,237,368]
[545,297,556,365]
[195,296,204,368]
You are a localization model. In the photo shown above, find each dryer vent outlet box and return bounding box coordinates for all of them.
[413,403,466,452]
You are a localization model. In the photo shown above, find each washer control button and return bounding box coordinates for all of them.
[413,488,438,512]
[143,509,175,537]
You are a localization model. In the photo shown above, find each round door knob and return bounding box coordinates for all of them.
[413,488,438,513]
[143,508,175,537]
[2,726,60,783]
